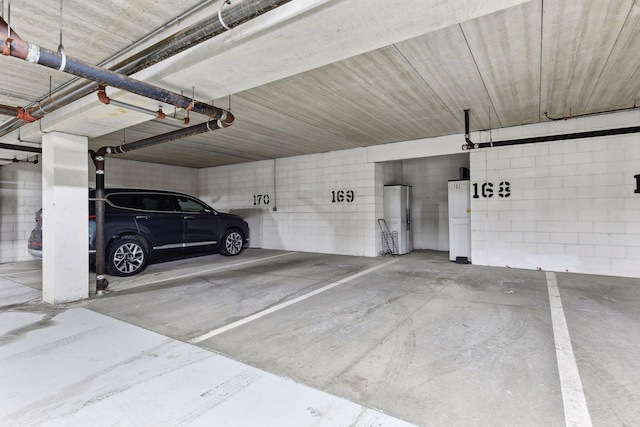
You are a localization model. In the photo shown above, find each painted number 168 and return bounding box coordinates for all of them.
[472,182,511,198]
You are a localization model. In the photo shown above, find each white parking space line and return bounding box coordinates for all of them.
[546,272,592,427]
[110,252,296,290]
[189,258,399,344]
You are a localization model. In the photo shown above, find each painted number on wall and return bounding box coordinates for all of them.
[253,194,270,205]
[331,190,355,203]
[472,182,511,199]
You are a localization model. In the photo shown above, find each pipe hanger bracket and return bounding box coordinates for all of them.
[57,44,66,72]
[218,0,232,30]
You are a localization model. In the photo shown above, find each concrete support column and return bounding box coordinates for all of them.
[42,132,89,303]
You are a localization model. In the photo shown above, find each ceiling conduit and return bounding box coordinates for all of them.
[0,0,292,137]
[463,109,640,150]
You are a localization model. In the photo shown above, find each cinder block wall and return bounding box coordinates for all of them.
[200,148,379,256]
[4,111,637,278]
[0,162,42,262]
[471,110,640,278]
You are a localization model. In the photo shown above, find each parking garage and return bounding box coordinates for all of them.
[1,1,639,426]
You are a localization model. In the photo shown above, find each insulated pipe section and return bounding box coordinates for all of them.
[104,114,233,154]
[0,0,291,135]
[0,18,227,119]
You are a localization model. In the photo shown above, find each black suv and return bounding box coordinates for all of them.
[28,188,249,276]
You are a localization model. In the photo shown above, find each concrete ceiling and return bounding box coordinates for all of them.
[0,0,639,168]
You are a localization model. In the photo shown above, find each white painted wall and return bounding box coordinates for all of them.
[199,149,469,257]
[0,162,42,262]
[198,110,638,279]
[2,111,638,280]
[471,110,640,278]
[200,149,379,256]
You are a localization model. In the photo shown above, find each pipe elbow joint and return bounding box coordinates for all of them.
[97,86,111,105]
[220,110,235,127]
[17,107,38,123]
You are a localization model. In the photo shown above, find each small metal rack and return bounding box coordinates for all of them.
[378,218,398,255]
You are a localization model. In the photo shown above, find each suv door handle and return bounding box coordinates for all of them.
[183,216,195,220]
[135,215,150,220]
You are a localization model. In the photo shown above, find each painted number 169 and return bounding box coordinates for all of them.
[331,190,355,203]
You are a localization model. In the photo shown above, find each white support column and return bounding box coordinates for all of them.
[42,132,89,303]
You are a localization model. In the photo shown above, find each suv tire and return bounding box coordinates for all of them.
[107,236,149,276]
[219,229,245,256]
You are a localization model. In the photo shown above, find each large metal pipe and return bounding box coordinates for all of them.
[100,114,233,155]
[114,0,292,75]
[1,16,227,119]
[0,0,292,136]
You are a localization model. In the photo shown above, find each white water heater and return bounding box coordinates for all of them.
[448,180,471,263]
[384,185,413,255]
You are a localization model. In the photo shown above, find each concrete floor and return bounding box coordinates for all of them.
[1,249,639,426]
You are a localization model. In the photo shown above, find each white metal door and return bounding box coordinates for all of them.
[448,180,471,262]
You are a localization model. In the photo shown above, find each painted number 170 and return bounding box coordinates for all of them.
[253,194,270,205]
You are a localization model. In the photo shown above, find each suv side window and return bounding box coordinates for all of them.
[176,196,211,213]
[138,195,176,212]
[108,193,176,212]
[107,194,140,210]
